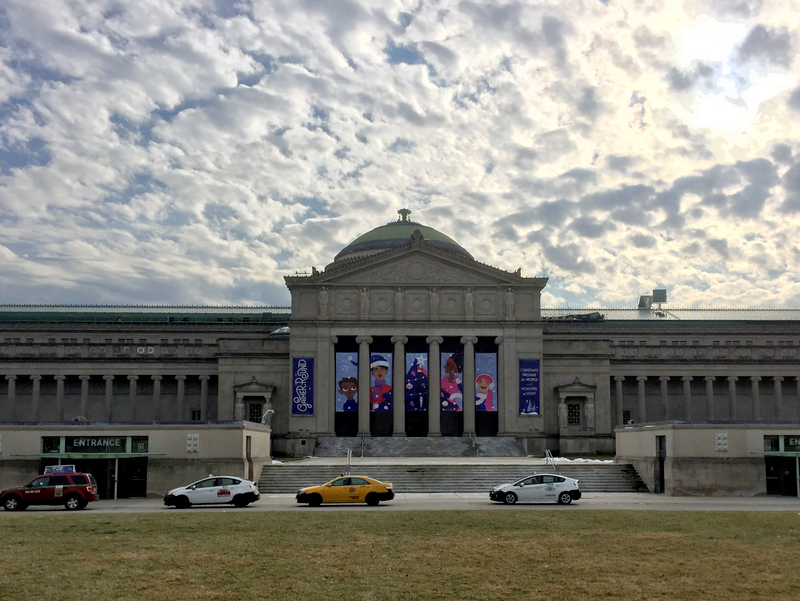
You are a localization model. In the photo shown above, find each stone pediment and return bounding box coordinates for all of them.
[316,248,519,288]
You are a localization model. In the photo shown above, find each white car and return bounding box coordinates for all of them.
[490,473,581,505]
[164,476,260,508]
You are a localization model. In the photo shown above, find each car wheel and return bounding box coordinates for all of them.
[64,495,86,511]
[175,496,192,509]
[307,494,322,507]
[3,495,25,511]
[365,493,380,506]
[503,492,517,505]
[233,496,250,508]
[557,491,573,505]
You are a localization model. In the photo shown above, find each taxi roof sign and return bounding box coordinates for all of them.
[44,464,77,474]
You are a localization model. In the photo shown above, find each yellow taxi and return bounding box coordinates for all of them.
[295,475,394,506]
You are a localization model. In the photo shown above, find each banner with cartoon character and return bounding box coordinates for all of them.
[519,358,540,415]
[335,352,358,412]
[475,352,498,412]
[369,353,393,412]
[405,353,428,411]
[440,352,463,412]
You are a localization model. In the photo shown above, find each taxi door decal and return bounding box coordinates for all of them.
[217,489,231,497]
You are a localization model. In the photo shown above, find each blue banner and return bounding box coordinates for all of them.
[519,358,540,415]
[292,357,314,415]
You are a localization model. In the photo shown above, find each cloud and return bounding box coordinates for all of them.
[735,24,794,69]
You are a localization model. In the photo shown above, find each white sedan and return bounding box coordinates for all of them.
[490,473,581,505]
[164,476,260,508]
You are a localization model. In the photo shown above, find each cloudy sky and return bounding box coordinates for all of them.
[1,0,800,308]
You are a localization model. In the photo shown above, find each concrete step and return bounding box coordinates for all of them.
[258,463,648,494]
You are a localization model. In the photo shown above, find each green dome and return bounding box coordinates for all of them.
[332,209,473,264]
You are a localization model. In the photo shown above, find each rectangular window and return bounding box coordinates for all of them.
[42,437,61,454]
[567,403,581,425]
[191,410,202,421]
[623,410,631,424]
[764,435,780,452]
[248,403,263,423]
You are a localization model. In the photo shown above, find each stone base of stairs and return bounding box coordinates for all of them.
[313,436,526,458]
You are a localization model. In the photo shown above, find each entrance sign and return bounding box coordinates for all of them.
[519,359,540,415]
[292,357,314,415]
[784,435,800,452]
[65,437,125,453]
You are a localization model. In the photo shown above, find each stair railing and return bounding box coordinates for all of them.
[545,448,561,474]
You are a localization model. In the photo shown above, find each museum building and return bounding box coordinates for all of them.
[1,210,800,498]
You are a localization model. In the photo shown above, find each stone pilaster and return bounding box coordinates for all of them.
[751,376,761,421]
[705,376,715,421]
[659,376,670,420]
[152,376,163,421]
[727,376,738,422]
[681,376,693,421]
[614,376,625,427]
[128,375,138,421]
[200,375,210,421]
[637,376,647,423]
[103,376,114,420]
[30,375,41,421]
[79,375,91,419]
[176,375,187,421]
[54,375,66,421]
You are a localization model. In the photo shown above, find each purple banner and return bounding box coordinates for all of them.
[292,357,314,415]
[519,358,540,415]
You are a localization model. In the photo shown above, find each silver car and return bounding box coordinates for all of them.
[490,473,581,505]
[164,476,260,508]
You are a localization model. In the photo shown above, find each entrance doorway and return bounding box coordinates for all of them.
[766,456,798,496]
[654,435,666,494]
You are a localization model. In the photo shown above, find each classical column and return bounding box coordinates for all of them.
[774,377,784,421]
[5,376,16,420]
[751,376,761,421]
[176,375,187,421]
[103,376,114,421]
[79,375,91,419]
[200,375,210,421]
[356,335,372,436]
[682,376,693,421]
[494,336,505,434]
[152,376,163,422]
[636,376,647,423]
[659,376,670,421]
[614,376,625,426]
[727,376,738,422]
[461,336,478,435]
[54,375,66,421]
[30,375,41,421]
[391,336,408,436]
[705,376,715,421]
[427,336,443,436]
[128,375,138,421]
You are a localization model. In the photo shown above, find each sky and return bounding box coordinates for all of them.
[1,0,800,309]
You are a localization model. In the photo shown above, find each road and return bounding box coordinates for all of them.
[6,493,800,514]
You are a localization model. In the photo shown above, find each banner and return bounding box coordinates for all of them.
[519,358,540,415]
[405,352,428,411]
[292,357,314,415]
[475,352,498,412]
[440,351,463,411]
[369,353,393,412]
[335,352,358,412]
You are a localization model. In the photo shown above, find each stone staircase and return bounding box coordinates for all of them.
[258,462,648,494]
[313,436,527,457]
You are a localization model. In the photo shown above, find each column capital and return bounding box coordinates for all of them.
[391,335,408,345]
[614,375,625,382]
[103,375,114,381]
[30,375,42,381]
[127,375,138,381]
[636,375,647,382]
[494,336,503,345]
[459,336,479,346]
[727,376,738,382]
[199,375,210,381]
[330,335,338,344]
[355,335,373,345]
[773,376,784,382]
[5,375,17,381]
[175,375,187,381]
[751,376,762,382]
[54,375,66,381]
[659,376,670,382]
[151,375,163,381]
[705,376,716,382]
[79,375,91,381]
[425,336,443,346]
[681,376,693,382]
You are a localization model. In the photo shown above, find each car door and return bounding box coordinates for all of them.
[23,477,55,504]
[215,478,238,503]
[540,475,560,501]
[188,478,219,504]
[515,476,542,502]
[348,477,372,502]
[325,478,351,503]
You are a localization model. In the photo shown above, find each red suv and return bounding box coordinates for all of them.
[0,465,99,511]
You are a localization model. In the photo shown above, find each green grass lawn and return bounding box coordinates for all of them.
[2,510,799,600]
